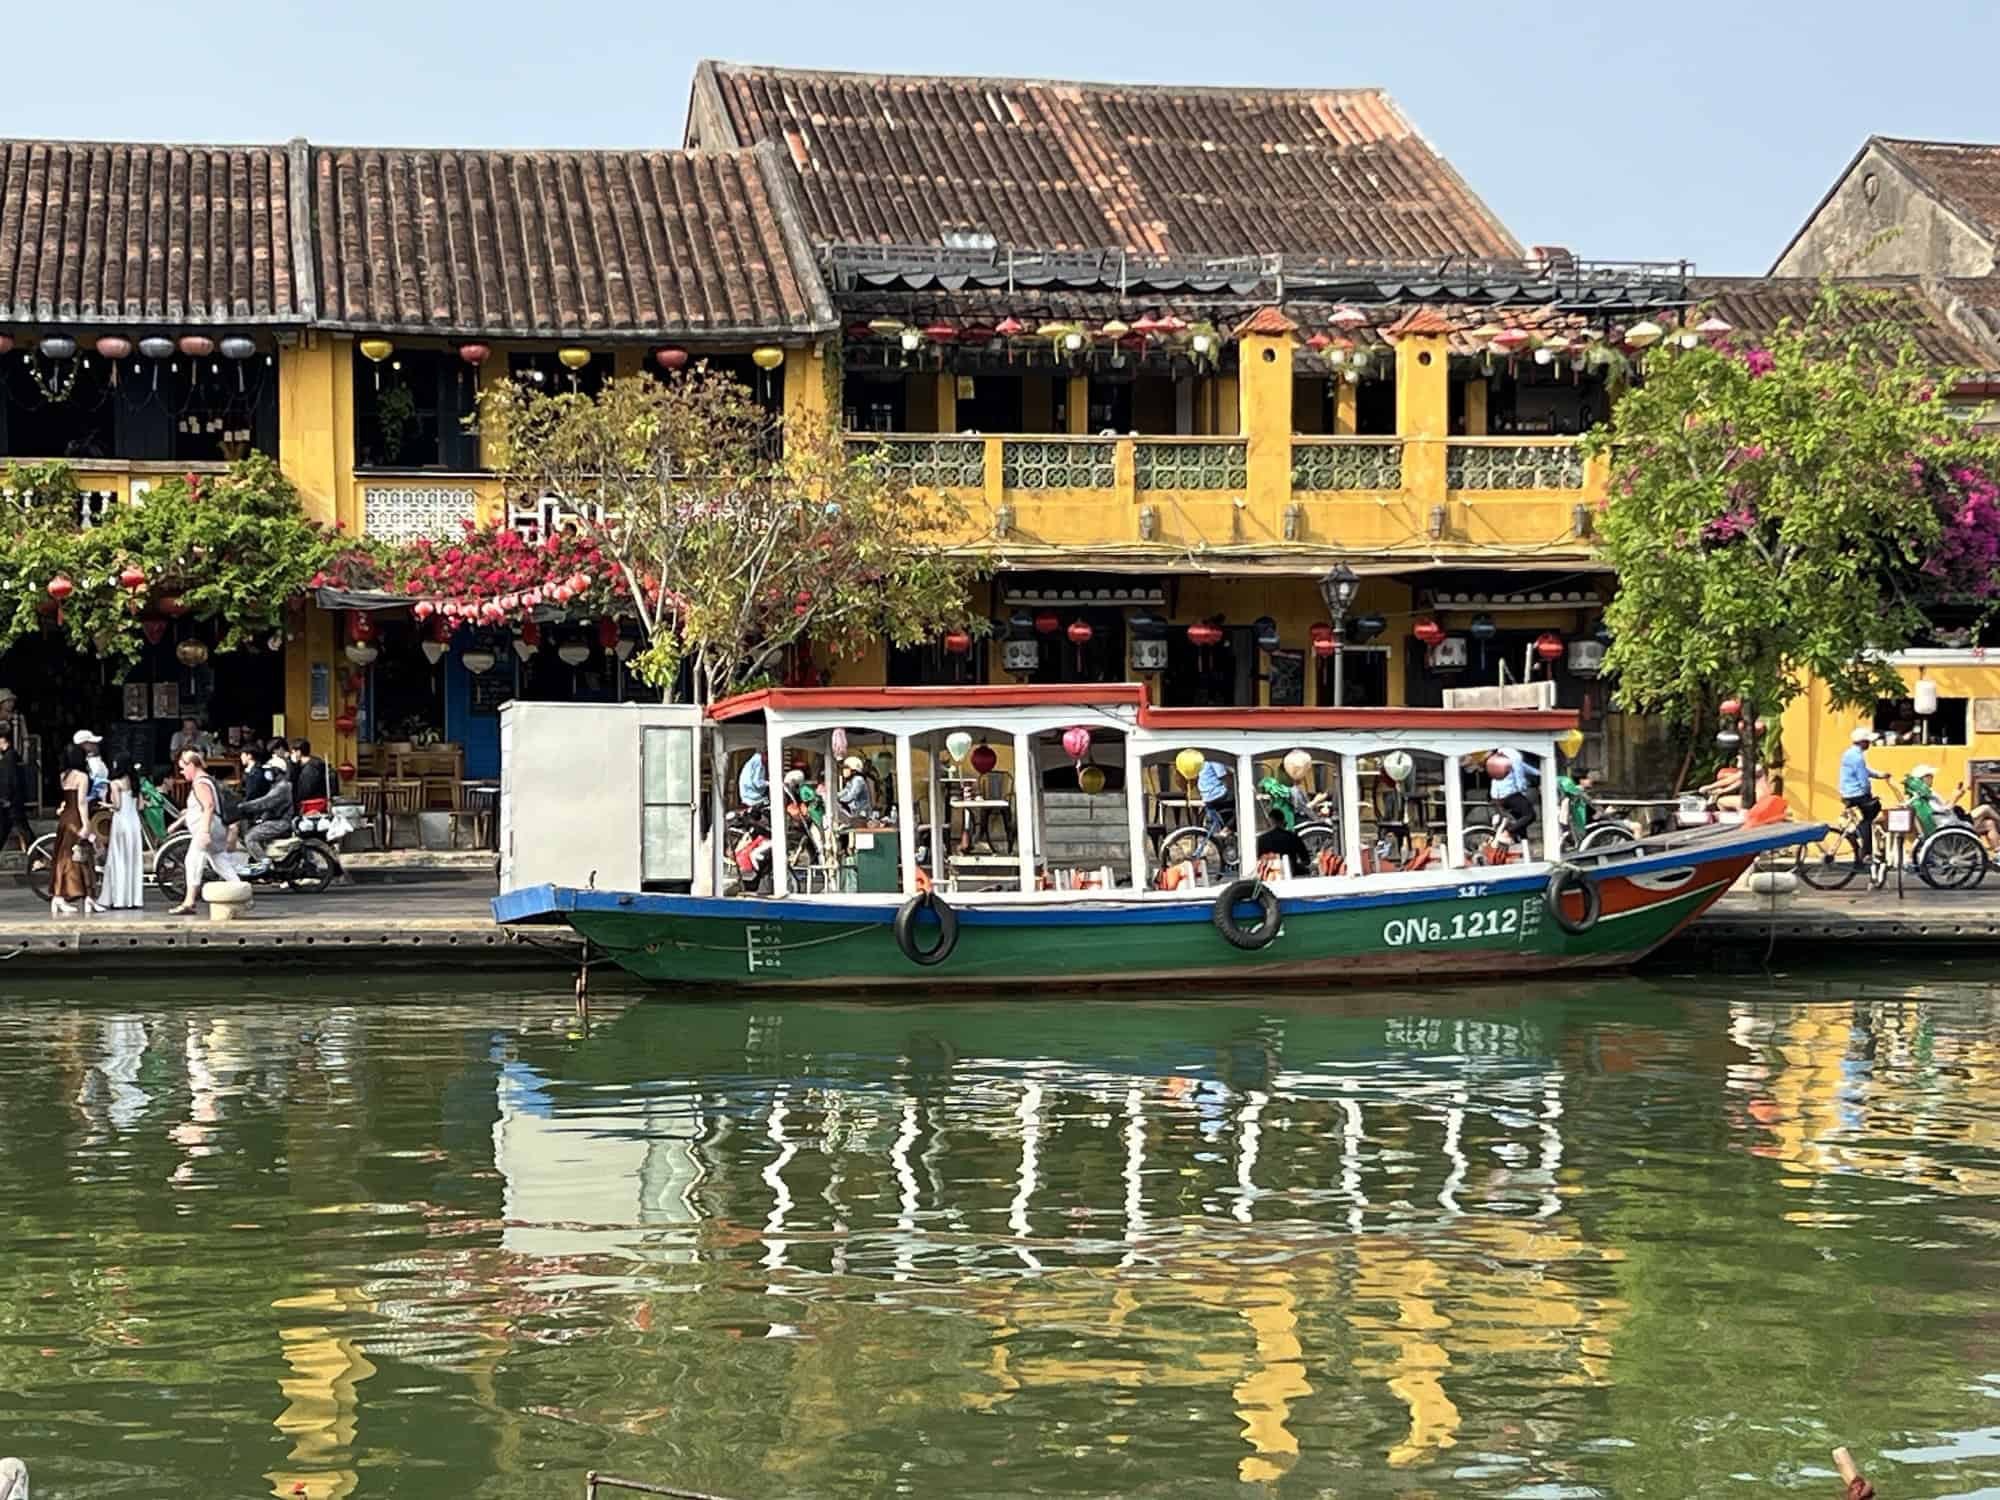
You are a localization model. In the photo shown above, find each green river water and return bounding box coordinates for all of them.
[1,964,1997,1498]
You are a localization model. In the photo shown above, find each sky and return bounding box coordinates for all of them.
[11,0,2000,274]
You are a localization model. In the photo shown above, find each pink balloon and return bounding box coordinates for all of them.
[1062,726,1092,761]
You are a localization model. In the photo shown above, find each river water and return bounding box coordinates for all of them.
[1,965,1997,1499]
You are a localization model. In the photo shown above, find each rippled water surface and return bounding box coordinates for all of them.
[3,967,1999,1498]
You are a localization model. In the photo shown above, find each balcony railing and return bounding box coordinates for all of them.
[361,482,484,542]
[1135,438,1246,491]
[1291,437,1403,492]
[1003,438,1116,489]
[1446,439,1585,491]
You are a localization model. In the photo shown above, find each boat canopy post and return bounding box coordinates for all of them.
[1235,751,1258,877]
[766,718,788,897]
[709,726,729,896]
[1013,728,1037,892]
[822,734,840,881]
[1340,753,1364,873]
[1443,756,1466,870]
[1124,738,1148,891]
[895,732,918,895]
[1540,747,1563,862]
[926,739,945,885]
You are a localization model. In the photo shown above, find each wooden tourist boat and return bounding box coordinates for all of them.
[492,686,1821,991]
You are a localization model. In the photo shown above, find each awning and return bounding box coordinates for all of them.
[964,549,1613,580]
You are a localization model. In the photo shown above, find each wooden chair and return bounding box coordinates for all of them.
[380,779,423,849]
[451,782,495,850]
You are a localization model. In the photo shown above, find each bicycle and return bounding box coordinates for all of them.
[1794,801,1888,891]
[25,783,177,902]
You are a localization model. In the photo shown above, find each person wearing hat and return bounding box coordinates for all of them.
[1903,763,1948,840]
[0,689,26,762]
[73,729,109,806]
[837,754,876,821]
[1839,726,1890,863]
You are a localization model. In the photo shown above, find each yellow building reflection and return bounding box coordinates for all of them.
[267,1288,376,1500]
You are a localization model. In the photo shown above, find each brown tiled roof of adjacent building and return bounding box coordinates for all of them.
[688,61,1522,261]
[1384,306,1455,338]
[310,141,834,339]
[1233,306,1296,337]
[1873,137,2000,241]
[1689,275,1995,370]
[0,138,308,325]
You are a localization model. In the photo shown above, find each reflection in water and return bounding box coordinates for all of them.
[0,976,1996,1497]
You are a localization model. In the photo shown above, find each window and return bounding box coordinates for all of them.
[1316,646,1390,706]
[0,347,278,461]
[510,349,613,400]
[356,350,479,469]
[889,637,988,686]
[641,726,696,891]
[1875,696,1968,746]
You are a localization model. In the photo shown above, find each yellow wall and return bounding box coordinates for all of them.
[1782,657,2000,820]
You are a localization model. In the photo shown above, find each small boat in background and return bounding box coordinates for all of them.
[493,685,1819,991]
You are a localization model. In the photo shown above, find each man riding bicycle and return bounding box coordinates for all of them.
[1839,727,1890,862]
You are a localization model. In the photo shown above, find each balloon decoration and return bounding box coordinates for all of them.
[970,742,998,775]
[945,731,974,763]
[1557,728,1587,758]
[1062,726,1092,762]
[1175,747,1207,783]
[1078,764,1107,795]
[1282,749,1313,783]
[176,639,210,668]
[1381,750,1414,783]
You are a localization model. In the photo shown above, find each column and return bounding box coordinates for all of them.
[1066,374,1091,435]
[1333,379,1358,436]
[896,733,918,894]
[1443,756,1466,870]
[1387,310,1451,522]
[1541,752,1564,862]
[766,720,787,896]
[1235,751,1259,876]
[1125,740,1149,890]
[1341,754,1364,874]
[1013,729,1037,891]
[936,371,958,434]
[1235,310,1299,532]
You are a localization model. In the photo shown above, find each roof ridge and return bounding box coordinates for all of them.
[698,57,1392,99]
[1874,133,2000,152]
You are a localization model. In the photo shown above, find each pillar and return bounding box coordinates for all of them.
[1541,751,1564,862]
[1235,310,1298,534]
[1462,378,1488,437]
[1443,759,1465,869]
[1333,380,1358,436]
[1013,729,1037,891]
[1340,755,1364,874]
[277,335,350,529]
[1023,375,1054,433]
[1388,310,1451,511]
[1066,374,1090,435]
[936,372,958,434]
[783,343,831,437]
[896,734,918,894]
[1125,740,1148,891]
[766,719,788,896]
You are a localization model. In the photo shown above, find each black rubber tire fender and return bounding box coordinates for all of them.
[1212,879,1282,950]
[1545,863,1601,935]
[894,890,959,967]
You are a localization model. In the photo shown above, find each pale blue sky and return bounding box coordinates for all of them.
[12,0,2000,273]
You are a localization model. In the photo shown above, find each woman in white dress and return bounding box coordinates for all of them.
[168,749,237,915]
[100,762,144,911]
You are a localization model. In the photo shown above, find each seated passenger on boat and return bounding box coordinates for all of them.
[1255,800,1313,879]
[737,749,768,811]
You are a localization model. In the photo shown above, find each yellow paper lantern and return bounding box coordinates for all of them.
[358,338,394,364]
[1078,764,1106,795]
[1558,728,1586,758]
[751,346,784,371]
[557,346,590,371]
[1174,748,1206,783]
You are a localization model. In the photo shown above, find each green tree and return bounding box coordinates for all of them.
[478,369,978,703]
[1584,286,2000,736]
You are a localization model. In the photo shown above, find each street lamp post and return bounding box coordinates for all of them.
[1318,562,1361,707]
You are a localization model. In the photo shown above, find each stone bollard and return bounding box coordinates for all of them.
[1745,868,1799,907]
[201,880,255,922]
[0,1456,27,1499]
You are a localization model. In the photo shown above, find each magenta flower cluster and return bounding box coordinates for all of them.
[1920,463,2000,599]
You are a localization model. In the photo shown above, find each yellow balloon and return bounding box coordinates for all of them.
[1078,764,1106,795]
[1175,748,1206,783]
[1558,728,1586,758]
[751,346,785,371]
[557,346,591,371]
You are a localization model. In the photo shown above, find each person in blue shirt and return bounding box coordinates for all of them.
[1197,758,1234,833]
[1487,746,1542,852]
[737,750,768,811]
[1838,727,1889,861]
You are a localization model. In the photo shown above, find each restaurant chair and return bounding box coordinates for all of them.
[451,782,494,850]
[380,780,424,850]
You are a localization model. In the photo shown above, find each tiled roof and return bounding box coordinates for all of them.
[1233,306,1296,337]
[691,61,1521,261]
[310,141,833,338]
[1875,137,2000,241]
[1689,276,1995,369]
[0,138,307,325]
[1384,306,1455,338]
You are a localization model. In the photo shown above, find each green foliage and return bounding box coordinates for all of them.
[0,454,342,664]
[1584,284,2000,719]
[480,370,979,702]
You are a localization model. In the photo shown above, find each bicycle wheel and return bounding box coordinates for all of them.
[1462,824,1497,864]
[24,834,55,901]
[1795,828,1862,890]
[1578,821,1634,853]
[1158,826,1219,883]
[1918,827,1987,890]
[1297,821,1342,873]
[153,834,191,905]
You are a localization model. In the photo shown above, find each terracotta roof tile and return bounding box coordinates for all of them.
[1384,306,1455,337]
[0,138,305,325]
[1233,306,1296,337]
[695,61,1520,261]
[311,142,832,338]
[1689,276,1993,369]
[1876,137,2000,241]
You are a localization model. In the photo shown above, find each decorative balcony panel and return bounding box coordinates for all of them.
[1291,440,1404,491]
[3,486,116,528]
[849,436,987,489]
[1446,442,1585,491]
[363,484,480,542]
[510,493,608,544]
[1002,439,1116,490]
[1135,440,1247,491]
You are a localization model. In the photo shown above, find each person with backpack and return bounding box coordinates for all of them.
[168,749,241,914]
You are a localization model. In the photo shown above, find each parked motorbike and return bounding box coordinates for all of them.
[154,809,352,904]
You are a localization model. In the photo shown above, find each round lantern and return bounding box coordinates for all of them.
[157,594,187,618]
[177,334,214,358]
[597,618,621,651]
[38,336,76,361]
[138,335,174,362]
[46,575,73,605]
[1034,610,1060,636]
[358,338,394,364]
[1348,611,1386,644]
[95,335,132,361]
[141,618,167,645]
[923,322,956,343]
[1718,696,1742,720]
[970,742,998,775]
[1253,616,1281,652]
[117,565,146,591]
[655,346,689,371]
[1915,678,1940,717]
[751,346,784,371]
[461,647,497,675]
[334,710,358,734]
[344,641,379,667]
[1468,614,1498,642]
[1188,621,1224,648]
[176,638,210,667]
[1623,320,1664,350]
[1062,727,1092,761]
[1310,622,1336,658]
[1174,748,1207,783]
[349,610,375,642]
[458,343,491,367]
[1066,620,1093,646]
[219,336,255,362]
[557,347,590,371]
[557,641,591,668]
[1077,764,1107,795]
[1535,632,1565,662]
[1283,749,1313,782]
[943,629,973,655]
[945,731,974,763]
[413,599,435,620]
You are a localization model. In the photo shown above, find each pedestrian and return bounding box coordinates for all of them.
[290,737,331,813]
[1839,727,1891,863]
[168,749,239,916]
[1486,746,1541,854]
[76,729,109,804]
[238,747,295,871]
[100,760,145,911]
[50,741,101,916]
[0,688,29,762]
[0,727,28,850]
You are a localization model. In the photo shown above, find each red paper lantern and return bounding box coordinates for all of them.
[413,599,435,620]
[1413,618,1445,647]
[1719,696,1743,719]
[46,575,73,604]
[597,617,621,650]
[1310,622,1337,658]
[995,317,1026,338]
[157,594,187,618]
[334,710,358,735]
[1535,632,1565,662]
[924,321,957,342]
[429,616,451,643]
[943,629,973,655]
[117,565,146,591]
[970,743,998,774]
[1188,621,1224,648]
[349,610,374,642]
[656,347,689,371]
[177,334,215,358]
[458,342,491,367]
[518,619,542,648]
[141,618,168,645]
[1067,620,1093,646]
[337,761,357,782]
[1034,611,1060,636]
